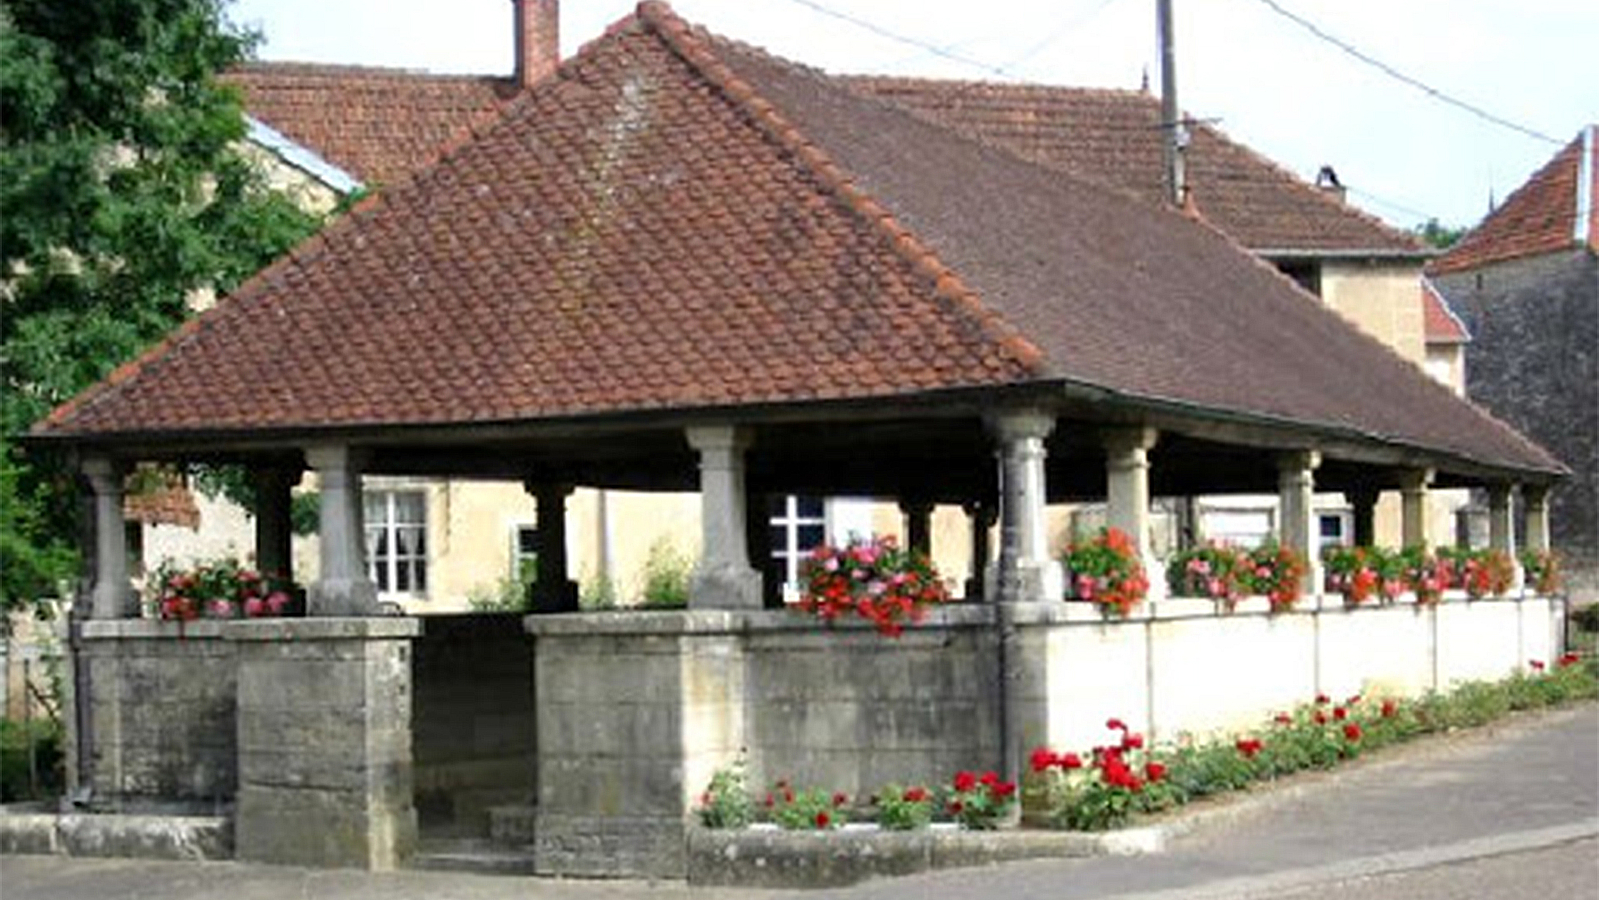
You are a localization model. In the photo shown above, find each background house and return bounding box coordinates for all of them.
[1428,125,1598,603]
[142,1,1474,610]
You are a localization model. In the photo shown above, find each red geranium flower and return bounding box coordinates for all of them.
[832,792,848,807]
[1314,711,1328,725]
[1121,733,1145,750]
[1106,717,1128,732]
[1380,699,1398,718]
[1145,762,1167,782]
[1273,713,1292,726]
[1333,707,1348,721]
[815,811,831,828]
[1315,693,1330,705]
[953,771,977,793]
[1030,747,1058,773]
[1529,660,1546,672]
[903,786,928,803]
[979,771,999,787]
[1059,752,1083,770]
[1343,723,1363,742]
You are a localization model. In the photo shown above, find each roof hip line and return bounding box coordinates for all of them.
[636,1,1048,378]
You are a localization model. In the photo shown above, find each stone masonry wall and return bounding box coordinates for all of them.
[412,614,535,837]
[1434,249,1599,603]
[72,621,236,812]
[232,618,419,870]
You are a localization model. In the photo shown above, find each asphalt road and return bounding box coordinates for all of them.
[3,704,1595,900]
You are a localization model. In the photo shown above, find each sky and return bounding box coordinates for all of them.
[225,0,1597,232]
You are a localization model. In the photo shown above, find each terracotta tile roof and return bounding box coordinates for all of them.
[123,470,200,529]
[37,3,1558,478]
[221,62,518,187]
[1421,279,1469,345]
[843,76,1425,257]
[1430,126,1598,275]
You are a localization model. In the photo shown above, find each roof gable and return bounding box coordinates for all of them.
[40,3,1558,478]
[1421,279,1469,345]
[1431,125,1599,274]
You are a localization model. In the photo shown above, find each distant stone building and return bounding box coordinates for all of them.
[1429,125,1598,603]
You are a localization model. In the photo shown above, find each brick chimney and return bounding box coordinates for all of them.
[513,0,559,89]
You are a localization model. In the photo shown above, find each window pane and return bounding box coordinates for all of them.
[374,563,390,592]
[396,562,410,592]
[364,493,386,524]
[797,524,825,549]
[795,496,824,518]
[518,527,539,555]
[414,560,427,592]
[770,525,789,551]
[1319,515,1343,538]
[395,492,426,524]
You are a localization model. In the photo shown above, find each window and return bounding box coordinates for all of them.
[512,525,538,581]
[1318,512,1351,550]
[364,490,427,597]
[1273,260,1322,298]
[770,495,826,600]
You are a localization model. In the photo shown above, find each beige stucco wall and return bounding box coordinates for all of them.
[238,141,343,216]
[1426,343,1466,395]
[1320,259,1427,365]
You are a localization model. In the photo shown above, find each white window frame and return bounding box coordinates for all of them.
[364,489,428,600]
[771,495,827,602]
[1317,509,1353,551]
[511,523,539,581]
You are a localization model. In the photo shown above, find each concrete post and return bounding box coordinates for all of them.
[988,410,1059,604]
[900,499,934,556]
[1350,487,1379,548]
[1523,484,1552,553]
[686,426,762,609]
[1104,427,1163,602]
[304,445,379,616]
[526,482,579,612]
[252,466,298,580]
[83,457,137,618]
[1277,450,1322,597]
[1398,469,1434,550]
[963,499,996,601]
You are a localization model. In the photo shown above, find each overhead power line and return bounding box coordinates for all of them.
[1252,0,1562,146]
[780,0,1018,81]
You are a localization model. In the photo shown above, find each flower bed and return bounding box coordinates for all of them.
[1062,527,1148,617]
[150,557,303,621]
[1322,545,1529,605]
[1164,540,1307,612]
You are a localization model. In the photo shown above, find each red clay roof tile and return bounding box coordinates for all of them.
[1429,126,1598,275]
[1421,280,1469,345]
[37,3,1558,478]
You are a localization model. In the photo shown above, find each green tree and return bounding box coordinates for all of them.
[1,0,322,612]
[1414,218,1467,250]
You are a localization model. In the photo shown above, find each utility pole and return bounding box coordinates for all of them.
[1158,0,1186,206]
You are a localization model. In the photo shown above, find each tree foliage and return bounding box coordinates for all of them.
[1414,218,1467,250]
[1,0,322,610]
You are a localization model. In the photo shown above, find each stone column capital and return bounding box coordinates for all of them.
[1275,449,1321,475]
[81,456,127,494]
[985,409,1056,445]
[685,425,753,455]
[1101,426,1159,458]
[303,443,370,473]
[1397,468,1435,493]
[523,479,575,499]
[1522,483,1552,506]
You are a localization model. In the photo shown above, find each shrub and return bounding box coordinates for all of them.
[1520,550,1561,595]
[0,717,63,802]
[1166,542,1250,605]
[1238,541,1308,611]
[466,558,536,613]
[640,539,693,609]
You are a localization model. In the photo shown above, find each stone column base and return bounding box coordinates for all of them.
[690,564,762,609]
[307,578,380,616]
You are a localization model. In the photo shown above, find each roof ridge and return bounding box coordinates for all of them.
[229,60,511,84]
[841,73,1149,101]
[1429,130,1587,275]
[637,1,1048,378]
[1185,116,1425,254]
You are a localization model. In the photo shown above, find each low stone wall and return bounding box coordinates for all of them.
[412,614,535,838]
[72,620,237,812]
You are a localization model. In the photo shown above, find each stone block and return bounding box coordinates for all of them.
[55,814,232,861]
[236,784,415,870]
[533,811,684,878]
[537,754,682,817]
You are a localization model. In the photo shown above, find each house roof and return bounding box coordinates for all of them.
[1421,279,1470,345]
[221,62,518,187]
[1430,125,1599,275]
[37,3,1559,480]
[843,77,1426,257]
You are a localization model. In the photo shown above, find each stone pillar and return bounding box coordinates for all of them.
[1523,484,1552,553]
[1487,483,1523,591]
[526,482,579,612]
[305,445,378,616]
[1277,451,1322,597]
[1104,427,1163,601]
[1350,487,1379,548]
[1399,469,1434,550]
[901,498,934,556]
[686,426,762,609]
[252,466,298,580]
[83,457,137,618]
[232,618,420,870]
[989,410,1059,604]
[963,499,996,601]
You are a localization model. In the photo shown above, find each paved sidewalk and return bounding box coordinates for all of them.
[2,703,1595,900]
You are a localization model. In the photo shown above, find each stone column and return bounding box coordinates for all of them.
[1277,451,1322,597]
[252,466,298,580]
[1350,487,1379,548]
[686,426,761,609]
[989,410,1059,604]
[901,498,934,556]
[963,499,996,601]
[1104,427,1163,601]
[83,457,137,618]
[305,445,378,616]
[1399,469,1434,550]
[526,482,579,613]
[1487,483,1523,592]
[1523,484,1552,553]
[232,618,420,870]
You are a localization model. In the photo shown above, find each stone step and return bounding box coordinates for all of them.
[411,837,537,875]
[488,804,537,846]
